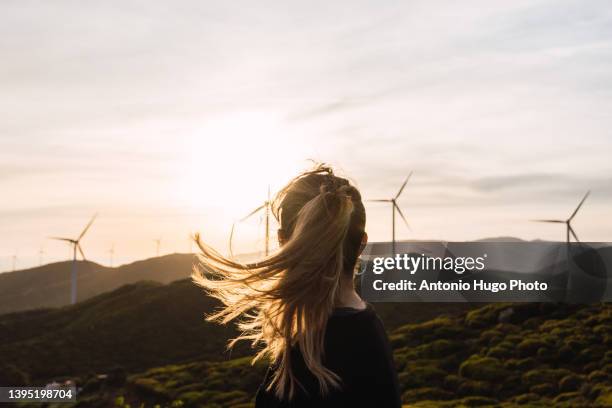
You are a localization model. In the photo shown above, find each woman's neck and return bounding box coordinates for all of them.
[336,275,367,310]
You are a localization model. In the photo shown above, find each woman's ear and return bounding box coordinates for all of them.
[358,232,368,256]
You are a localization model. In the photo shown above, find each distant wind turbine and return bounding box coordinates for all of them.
[108,244,115,267]
[368,172,413,255]
[49,213,98,305]
[154,238,161,257]
[531,191,590,244]
[230,186,272,256]
[38,246,45,266]
[12,253,17,272]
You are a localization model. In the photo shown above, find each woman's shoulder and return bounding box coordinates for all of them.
[331,302,379,318]
[328,303,386,336]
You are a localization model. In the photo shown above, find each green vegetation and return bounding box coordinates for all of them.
[0,280,244,382]
[2,275,610,407]
[393,302,612,407]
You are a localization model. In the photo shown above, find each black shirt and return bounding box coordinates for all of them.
[255,304,401,408]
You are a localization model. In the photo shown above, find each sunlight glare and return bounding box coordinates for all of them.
[177,110,307,223]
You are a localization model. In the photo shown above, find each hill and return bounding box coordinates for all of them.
[73,303,612,408]
[0,277,478,384]
[0,253,196,314]
[0,279,242,383]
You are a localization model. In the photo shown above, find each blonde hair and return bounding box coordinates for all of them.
[192,164,366,400]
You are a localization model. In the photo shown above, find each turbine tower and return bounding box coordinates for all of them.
[230,186,272,256]
[38,246,45,266]
[154,238,161,257]
[12,253,17,272]
[108,244,115,267]
[532,191,590,244]
[368,172,413,255]
[50,214,97,305]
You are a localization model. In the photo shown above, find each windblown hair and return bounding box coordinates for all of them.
[192,164,366,400]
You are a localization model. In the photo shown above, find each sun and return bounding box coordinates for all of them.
[176,110,307,217]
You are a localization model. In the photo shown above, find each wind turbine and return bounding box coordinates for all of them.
[38,246,45,266]
[12,253,17,272]
[154,238,161,257]
[531,191,590,244]
[230,186,272,256]
[108,244,115,267]
[50,214,97,305]
[368,172,413,255]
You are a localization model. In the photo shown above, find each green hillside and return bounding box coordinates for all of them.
[2,276,610,407]
[0,276,477,384]
[68,303,611,408]
[0,279,243,382]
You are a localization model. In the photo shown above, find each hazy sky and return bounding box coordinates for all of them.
[2,0,612,271]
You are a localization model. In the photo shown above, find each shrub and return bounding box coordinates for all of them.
[131,378,170,399]
[558,374,584,392]
[595,386,612,406]
[177,391,206,405]
[588,370,609,383]
[398,364,448,388]
[479,329,503,345]
[465,304,508,328]
[443,374,462,390]
[456,396,499,406]
[552,391,582,404]
[459,356,509,381]
[486,345,513,359]
[530,383,555,396]
[402,387,453,402]
[513,392,540,404]
[396,316,457,339]
[421,339,462,358]
[575,346,606,365]
[516,338,547,357]
[522,368,571,387]
[504,358,536,371]
[457,380,493,396]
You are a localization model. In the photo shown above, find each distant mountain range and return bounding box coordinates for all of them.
[1,238,610,315]
[0,254,195,314]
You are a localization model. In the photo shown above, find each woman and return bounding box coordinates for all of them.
[192,164,401,408]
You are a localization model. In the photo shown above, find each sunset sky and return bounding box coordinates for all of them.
[2,0,612,271]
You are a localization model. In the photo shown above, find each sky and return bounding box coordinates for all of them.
[1,0,612,271]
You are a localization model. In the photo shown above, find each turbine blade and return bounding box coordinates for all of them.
[367,199,392,202]
[240,204,266,222]
[530,219,565,223]
[49,237,76,243]
[394,172,413,200]
[77,244,86,261]
[569,191,590,221]
[229,223,235,256]
[569,226,580,243]
[394,203,411,231]
[78,213,98,241]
